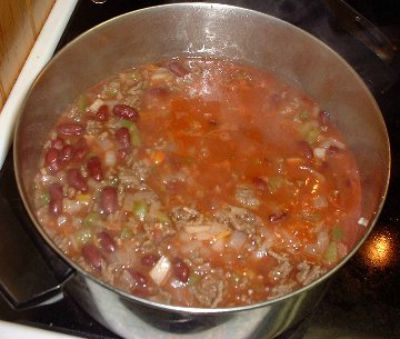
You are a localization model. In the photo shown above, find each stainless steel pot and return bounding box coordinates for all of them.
[13,3,390,338]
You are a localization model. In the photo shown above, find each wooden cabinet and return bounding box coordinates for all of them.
[0,0,55,110]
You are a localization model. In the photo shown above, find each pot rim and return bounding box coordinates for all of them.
[14,2,391,315]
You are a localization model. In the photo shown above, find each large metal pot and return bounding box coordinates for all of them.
[13,3,390,338]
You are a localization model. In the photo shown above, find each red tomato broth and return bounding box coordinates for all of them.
[34,57,363,308]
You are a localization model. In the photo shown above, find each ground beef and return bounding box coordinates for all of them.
[296,262,326,286]
[170,206,203,224]
[269,281,297,299]
[119,169,142,188]
[235,185,260,208]
[269,260,293,281]
[214,205,263,234]
[119,159,151,189]
[268,249,289,262]
[191,271,225,307]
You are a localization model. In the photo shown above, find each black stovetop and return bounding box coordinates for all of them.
[0,1,399,338]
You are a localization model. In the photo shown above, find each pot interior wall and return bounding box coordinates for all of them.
[15,2,389,295]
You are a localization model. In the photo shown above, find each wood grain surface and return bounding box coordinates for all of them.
[0,0,54,111]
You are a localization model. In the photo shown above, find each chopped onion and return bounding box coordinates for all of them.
[57,215,67,227]
[179,231,192,243]
[358,217,369,227]
[98,137,114,151]
[316,230,329,254]
[184,223,231,241]
[89,98,105,112]
[254,241,268,259]
[40,174,60,184]
[313,147,326,160]
[299,165,325,181]
[63,199,83,213]
[151,68,173,82]
[149,256,171,286]
[337,242,348,259]
[184,225,211,233]
[313,195,328,209]
[170,279,186,289]
[211,238,226,252]
[180,239,202,254]
[228,230,247,250]
[321,137,345,150]
[105,150,117,167]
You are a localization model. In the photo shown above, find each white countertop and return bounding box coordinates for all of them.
[0,0,78,170]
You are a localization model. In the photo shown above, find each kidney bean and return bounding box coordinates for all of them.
[45,148,60,172]
[82,243,102,271]
[57,122,84,136]
[48,183,63,215]
[298,141,313,160]
[141,253,160,267]
[51,137,64,150]
[66,169,88,192]
[173,258,190,283]
[97,231,116,253]
[319,110,330,125]
[113,104,139,121]
[128,269,149,296]
[100,186,118,215]
[95,105,109,121]
[115,127,131,149]
[87,156,103,181]
[59,145,74,164]
[73,138,88,161]
[167,60,190,77]
[252,177,268,192]
[269,211,287,223]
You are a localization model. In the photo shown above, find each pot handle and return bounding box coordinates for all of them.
[0,195,73,310]
[325,0,398,64]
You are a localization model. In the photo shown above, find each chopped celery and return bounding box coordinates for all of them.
[268,176,283,194]
[331,225,343,241]
[120,227,133,239]
[156,211,171,224]
[187,273,201,286]
[120,119,133,129]
[324,242,338,263]
[37,192,50,206]
[299,122,320,145]
[119,119,141,146]
[306,128,320,144]
[76,194,91,203]
[75,229,93,245]
[103,87,118,98]
[133,201,148,221]
[77,94,88,112]
[130,124,141,147]
[83,212,100,228]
